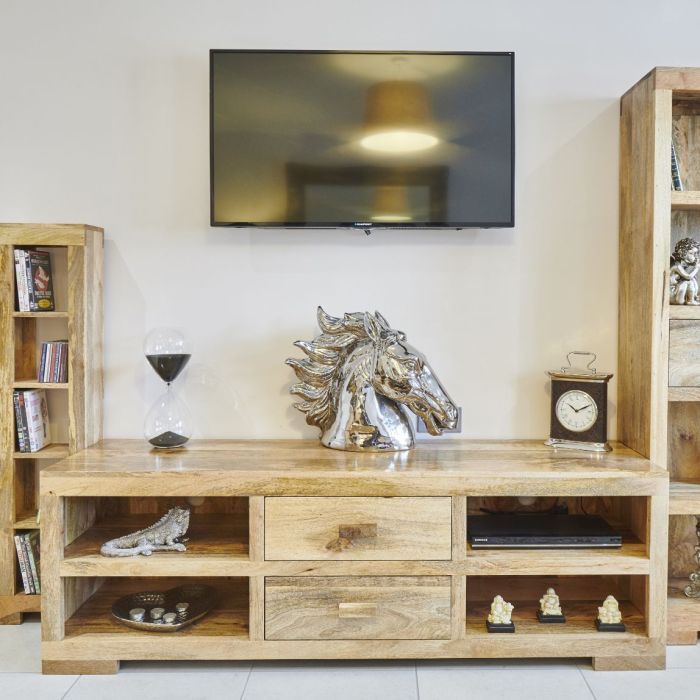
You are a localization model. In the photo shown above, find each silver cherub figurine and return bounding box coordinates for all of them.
[670,237,700,305]
[286,307,458,452]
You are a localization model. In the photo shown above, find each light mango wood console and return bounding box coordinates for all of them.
[40,439,668,674]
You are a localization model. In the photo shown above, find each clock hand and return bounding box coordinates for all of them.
[566,403,577,412]
[576,404,592,413]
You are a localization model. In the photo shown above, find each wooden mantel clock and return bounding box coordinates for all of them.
[545,351,613,452]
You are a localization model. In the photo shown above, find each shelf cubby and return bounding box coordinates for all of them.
[61,497,249,577]
[63,577,249,640]
[466,575,647,638]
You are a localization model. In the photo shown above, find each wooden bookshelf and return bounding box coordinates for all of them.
[619,67,700,645]
[40,440,667,674]
[0,223,103,624]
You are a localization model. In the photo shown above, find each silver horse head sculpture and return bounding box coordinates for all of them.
[286,307,458,452]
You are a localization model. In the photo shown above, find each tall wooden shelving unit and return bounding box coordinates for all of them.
[619,67,700,644]
[0,224,103,624]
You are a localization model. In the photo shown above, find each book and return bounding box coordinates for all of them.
[13,389,50,452]
[20,534,35,594]
[14,535,31,594]
[28,250,54,311]
[672,142,684,191]
[24,389,50,452]
[13,391,25,452]
[13,390,30,453]
[38,341,68,383]
[25,532,40,594]
[12,249,55,311]
[13,249,29,312]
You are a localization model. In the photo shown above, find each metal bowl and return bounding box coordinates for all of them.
[111,584,217,632]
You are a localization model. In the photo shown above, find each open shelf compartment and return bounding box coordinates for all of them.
[63,577,249,640]
[61,497,249,577]
[466,575,647,638]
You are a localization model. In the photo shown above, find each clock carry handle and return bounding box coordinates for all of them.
[564,351,597,373]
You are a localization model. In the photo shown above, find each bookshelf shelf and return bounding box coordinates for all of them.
[13,380,69,390]
[14,513,39,530]
[13,443,69,460]
[0,223,103,624]
[12,312,69,319]
[671,190,700,210]
[465,543,650,576]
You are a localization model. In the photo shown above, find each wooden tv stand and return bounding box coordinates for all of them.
[40,439,668,674]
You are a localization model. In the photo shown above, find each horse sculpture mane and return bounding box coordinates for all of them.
[286,308,386,430]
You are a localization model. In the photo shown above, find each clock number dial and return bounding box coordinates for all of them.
[555,390,598,433]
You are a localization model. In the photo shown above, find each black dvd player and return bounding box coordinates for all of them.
[468,514,622,549]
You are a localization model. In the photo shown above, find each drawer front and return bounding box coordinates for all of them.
[265,576,451,640]
[670,320,700,386]
[264,497,452,560]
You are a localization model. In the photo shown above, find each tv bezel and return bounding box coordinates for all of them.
[209,49,515,229]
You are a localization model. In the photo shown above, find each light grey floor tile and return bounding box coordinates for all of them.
[580,668,700,700]
[64,670,251,700]
[667,641,700,668]
[0,673,79,700]
[0,615,41,673]
[243,663,418,700]
[417,667,593,700]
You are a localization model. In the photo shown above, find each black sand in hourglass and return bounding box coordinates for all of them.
[146,353,191,448]
[146,353,191,383]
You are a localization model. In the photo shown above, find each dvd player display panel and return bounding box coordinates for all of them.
[467,514,622,549]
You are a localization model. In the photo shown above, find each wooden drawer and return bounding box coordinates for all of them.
[264,497,452,560]
[265,576,451,640]
[670,320,700,386]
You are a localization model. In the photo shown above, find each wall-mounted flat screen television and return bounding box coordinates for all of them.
[210,50,514,229]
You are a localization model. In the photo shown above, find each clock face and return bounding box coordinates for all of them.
[555,389,598,433]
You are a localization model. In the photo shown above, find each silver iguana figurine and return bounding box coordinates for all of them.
[100,507,191,557]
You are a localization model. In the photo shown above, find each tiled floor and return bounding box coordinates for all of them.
[2,616,698,699]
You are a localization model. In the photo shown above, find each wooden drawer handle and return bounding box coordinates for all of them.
[338,602,378,618]
[325,523,378,552]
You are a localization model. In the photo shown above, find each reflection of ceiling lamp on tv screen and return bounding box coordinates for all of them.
[210,50,514,229]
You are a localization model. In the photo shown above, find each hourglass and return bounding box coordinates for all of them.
[144,328,193,448]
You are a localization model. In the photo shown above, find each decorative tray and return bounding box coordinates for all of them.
[111,583,217,632]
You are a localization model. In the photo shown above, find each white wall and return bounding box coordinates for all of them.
[1,0,698,441]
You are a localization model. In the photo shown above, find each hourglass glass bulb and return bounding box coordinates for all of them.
[144,328,191,383]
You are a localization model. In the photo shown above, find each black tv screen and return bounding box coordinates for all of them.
[210,50,514,229]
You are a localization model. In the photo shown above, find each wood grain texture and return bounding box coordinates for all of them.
[655,67,700,92]
[668,403,700,481]
[40,440,667,498]
[42,660,119,675]
[265,497,451,561]
[670,481,700,514]
[668,577,700,644]
[618,74,671,466]
[671,191,700,210]
[0,246,15,606]
[265,576,451,640]
[0,224,101,247]
[669,321,700,385]
[592,655,665,671]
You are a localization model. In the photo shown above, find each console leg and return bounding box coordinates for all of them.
[43,660,120,675]
[0,613,22,625]
[592,654,665,671]
[668,628,698,645]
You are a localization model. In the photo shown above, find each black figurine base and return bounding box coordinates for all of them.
[537,610,566,624]
[596,619,626,632]
[486,621,515,633]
